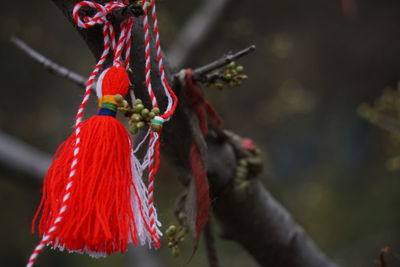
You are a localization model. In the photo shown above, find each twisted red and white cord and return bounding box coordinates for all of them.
[137,0,178,246]
[27,2,125,266]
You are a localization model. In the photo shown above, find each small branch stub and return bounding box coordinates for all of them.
[191,45,256,81]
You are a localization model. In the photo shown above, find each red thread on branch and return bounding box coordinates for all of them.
[184,69,222,242]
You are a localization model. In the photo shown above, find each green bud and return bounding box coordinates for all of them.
[137,121,145,128]
[239,159,248,167]
[227,62,236,69]
[224,74,232,80]
[152,107,160,115]
[122,100,129,108]
[172,247,180,257]
[166,225,177,236]
[236,65,244,73]
[149,112,156,119]
[135,99,143,105]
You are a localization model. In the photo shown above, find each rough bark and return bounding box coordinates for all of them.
[50,1,339,266]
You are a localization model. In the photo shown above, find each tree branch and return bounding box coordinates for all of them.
[17,1,340,266]
[10,36,87,88]
[0,131,50,181]
[206,131,339,267]
[190,45,256,82]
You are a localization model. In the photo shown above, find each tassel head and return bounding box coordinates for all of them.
[97,65,130,97]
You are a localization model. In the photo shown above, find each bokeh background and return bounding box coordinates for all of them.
[1,0,400,266]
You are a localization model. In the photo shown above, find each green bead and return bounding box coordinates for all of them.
[236,65,244,73]
[224,74,232,80]
[149,112,155,119]
[137,121,145,128]
[135,99,142,105]
[122,100,129,108]
[134,104,144,112]
[129,125,138,134]
[150,124,161,132]
[152,107,160,115]
[114,94,124,104]
[131,113,141,122]
[141,108,150,117]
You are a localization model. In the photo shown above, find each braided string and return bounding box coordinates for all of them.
[138,0,179,246]
[26,2,123,266]
[150,0,178,120]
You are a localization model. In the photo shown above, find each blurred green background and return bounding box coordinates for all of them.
[1,0,400,266]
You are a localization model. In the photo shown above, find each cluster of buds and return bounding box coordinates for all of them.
[234,159,251,191]
[206,61,248,89]
[114,95,163,134]
[165,225,187,257]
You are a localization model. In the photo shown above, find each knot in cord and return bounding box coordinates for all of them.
[73,1,125,29]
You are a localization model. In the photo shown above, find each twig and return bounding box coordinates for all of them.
[204,221,220,267]
[10,36,86,88]
[190,45,256,81]
[167,0,233,68]
[0,130,50,180]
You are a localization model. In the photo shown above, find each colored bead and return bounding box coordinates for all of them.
[130,125,138,134]
[134,104,144,112]
[150,124,161,132]
[101,102,117,112]
[131,114,141,122]
[141,108,150,117]
[152,107,160,115]
[150,116,164,126]
[150,116,164,132]
[114,94,124,104]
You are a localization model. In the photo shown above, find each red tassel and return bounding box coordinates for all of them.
[32,66,138,256]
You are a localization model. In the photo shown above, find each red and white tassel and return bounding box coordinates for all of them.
[135,0,178,247]
[27,1,178,265]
